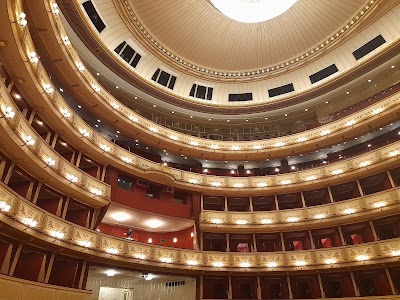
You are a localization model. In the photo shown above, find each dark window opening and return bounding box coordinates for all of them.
[268,83,294,98]
[353,35,386,60]
[82,1,106,33]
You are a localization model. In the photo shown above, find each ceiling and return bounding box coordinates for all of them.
[127,0,369,71]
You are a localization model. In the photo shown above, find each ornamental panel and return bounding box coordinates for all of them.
[16,201,43,227]
[43,215,70,238]
[206,252,230,267]
[127,243,153,259]
[71,227,97,248]
[379,240,400,256]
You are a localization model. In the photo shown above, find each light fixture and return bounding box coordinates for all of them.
[213,262,223,268]
[230,170,235,174]
[122,156,132,164]
[372,108,383,115]
[173,238,178,243]
[22,217,37,227]
[211,144,219,149]
[144,273,154,280]
[189,178,198,184]
[170,135,178,141]
[91,188,102,196]
[343,208,356,215]
[44,83,54,94]
[231,145,240,151]
[260,219,272,224]
[18,12,27,27]
[78,240,92,248]
[148,238,153,243]
[306,175,317,181]
[211,182,221,187]
[100,144,111,152]
[295,260,307,266]
[314,213,326,220]
[51,3,60,14]
[129,116,138,122]
[1,106,15,119]
[76,63,85,72]
[267,262,277,268]
[190,232,194,238]
[234,183,244,188]
[325,259,336,265]
[0,201,11,212]
[257,182,267,188]
[24,135,36,146]
[49,230,64,239]
[45,157,56,167]
[356,255,368,261]
[136,254,146,260]
[389,150,400,157]
[298,137,307,142]
[160,257,172,263]
[253,145,261,150]
[332,169,343,175]
[62,36,71,45]
[66,174,78,183]
[236,219,247,225]
[275,142,285,147]
[346,120,356,126]
[239,262,250,268]
[111,102,120,110]
[60,108,71,118]
[29,51,39,63]
[187,260,198,266]
[146,219,163,228]
[391,250,400,257]
[291,166,296,170]
[149,127,158,133]
[275,168,279,172]
[359,161,370,167]
[212,218,222,224]
[79,129,90,137]
[203,168,209,173]
[373,201,386,208]
[111,212,130,222]
[287,217,299,223]
[92,84,101,93]
[281,179,291,185]
[106,248,118,255]
[105,270,117,277]
[321,129,331,136]
[190,141,199,146]
[246,170,251,174]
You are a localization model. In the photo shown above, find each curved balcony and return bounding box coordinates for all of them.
[0,181,399,274]
[0,80,110,208]
[200,187,400,233]
[10,0,400,161]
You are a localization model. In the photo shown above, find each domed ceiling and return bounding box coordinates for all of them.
[125,0,370,72]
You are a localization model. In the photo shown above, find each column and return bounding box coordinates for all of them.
[317,273,326,298]
[356,180,364,197]
[327,186,334,203]
[287,275,293,299]
[387,171,396,188]
[256,276,262,299]
[350,271,360,297]
[300,192,306,207]
[369,220,379,241]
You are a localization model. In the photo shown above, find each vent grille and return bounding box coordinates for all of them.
[228,93,253,102]
[353,35,386,60]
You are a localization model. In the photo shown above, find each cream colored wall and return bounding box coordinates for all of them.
[98,287,133,300]
[0,274,91,300]
[132,279,196,300]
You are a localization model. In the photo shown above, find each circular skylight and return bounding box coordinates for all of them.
[210,0,299,23]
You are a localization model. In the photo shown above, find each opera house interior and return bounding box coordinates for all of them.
[1,0,400,299]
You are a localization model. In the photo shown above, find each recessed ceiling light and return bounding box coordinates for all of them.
[77,105,82,109]
[391,65,395,68]
[96,72,100,76]
[153,105,156,108]
[146,219,163,228]
[208,118,211,121]
[111,212,130,222]
[172,111,175,114]
[325,101,329,104]
[227,120,230,122]
[14,94,21,99]
[105,270,117,277]
[346,91,350,94]
[115,86,119,89]
[265,117,268,120]
[284,113,288,117]
[117,131,120,134]
[134,96,138,99]
[95,124,99,128]
[368,79,372,82]
[305,108,308,111]
[97,119,101,123]
[246,119,248,122]
[190,115,193,118]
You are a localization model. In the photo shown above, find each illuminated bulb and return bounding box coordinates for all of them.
[18,12,27,26]
[246,170,251,174]
[189,179,198,184]
[129,116,138,122]
[230,170,235,174]
[212,218,222,224]
[234,183,244,188]
[44,83,54,94]
[287,217,299,223]
[343,208,356,215]
[275,142,285,147]
[325,259,336,265]
[136,254,146,260]
[306,175,317,181]
[391,250,400,257]
[213,262,223,268]
[257,182,267,188]
[231,145,240,151]
[111,212,129,222]
[60,108,71,118]
[51,3,60,14]
[0,201,11,212]
[321,129,331,136]
[105,270,117,277]
[267,262,277,268]
[211,144,219,149]
[92,84,101,93]
[100,144,111,152]
[332,169,343,175]
[29,52,39,63]
[291,166,296,170]
[173,238,178,243]
[373,201,386,208]
[236,219,247,225]
[281,179,291,185]
[170,135,178,141]
[122,156,132,164]
[149,127,158,133]
[24,136,36,146]
[372,108,383,115]
[203,169,209,173]
[106,248,118,255]
[190,232,194,238]
[144,274,154,280]
[295,261,307,266]
[78,240,91,248]
[146,219,163,228]
[240,262,250,268]
[359,161,370,167]
[275,168,279,172]
[260,219,273,224]
[314,213,326,220]
[62,36,71,45]
[187,260,198,266]
[148,238,153,243]
[45,157,56,166]
[298,137,307,142]
[389,150,400,157]
[91,188,102,196]
[111,102,120,110]
[3,106,15,119]
[22,218,37,227]
[211,182,221,187]
[190,141,199,146]
[356,255,368,261]
[346,120,356,126]
[253,145,261,150]
[160,257,172,263]
[80,129,90,137]
[66,174,78,183]
[77,63,85,72]
[49,230,64,239]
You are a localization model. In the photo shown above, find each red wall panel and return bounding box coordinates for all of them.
[13,252,45,282]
